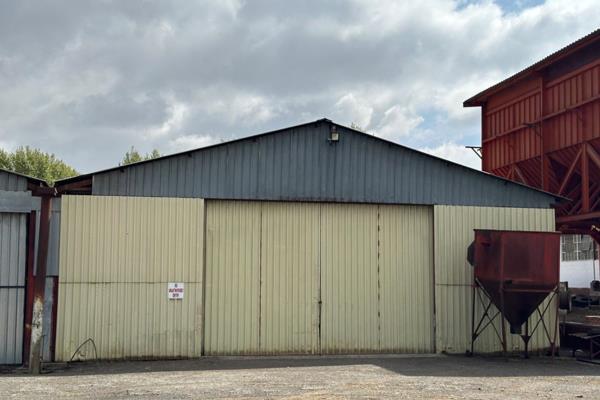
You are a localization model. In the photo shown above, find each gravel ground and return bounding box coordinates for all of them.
[1,355,599,399]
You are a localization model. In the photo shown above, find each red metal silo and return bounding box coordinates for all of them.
[464,30,600,244]
[468,230,561,356]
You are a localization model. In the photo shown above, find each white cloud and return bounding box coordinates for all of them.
[146,99,189,138]
[334,93,374,129]
[229,95,277,125]
[376,105,424,140]
[0,139,17,152]
[420,142,481,170]
[0,0,598,171]
[168,134,218,153]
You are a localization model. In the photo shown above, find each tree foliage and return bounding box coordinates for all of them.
[121,146,161,165]
[0,149,11,170]
[0,146,78,184]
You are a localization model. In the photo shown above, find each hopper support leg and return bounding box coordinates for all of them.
[470,279,505,356]
[524,288,559,357]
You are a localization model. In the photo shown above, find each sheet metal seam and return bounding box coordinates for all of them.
[376,206,381,352]
[317,203,322,355]
[200,199,207,356]
[258,203,263,352]
[431,209,437,353]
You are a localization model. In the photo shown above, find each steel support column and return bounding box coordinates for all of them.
[28,193,52,374]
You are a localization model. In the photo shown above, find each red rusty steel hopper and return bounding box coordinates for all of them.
[467,230,560,335]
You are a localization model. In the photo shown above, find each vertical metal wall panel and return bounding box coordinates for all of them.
[378,205,434,353]
[46,199,61,277]
[56,195,204,361]
[60,196,203,284]
[320,203,379,353]
[204,201,261,355]
[0,213,27,364]
[0,288,25,364]
[260,202,320,354]
[42,277,56,361]
[0,213,26,287]
[433,205,557,353]
[58,282,204,360]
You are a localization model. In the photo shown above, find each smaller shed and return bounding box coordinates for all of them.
[0,169,55,365]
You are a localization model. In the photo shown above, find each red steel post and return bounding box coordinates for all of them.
[29,194,52,374]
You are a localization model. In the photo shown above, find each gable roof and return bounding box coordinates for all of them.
[464,29,600,107]
[55,119,564,207]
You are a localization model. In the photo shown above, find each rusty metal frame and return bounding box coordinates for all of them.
[473,43,600,243]
[470,278,559,358]
[28,193,53,373]
[470,278,504,355]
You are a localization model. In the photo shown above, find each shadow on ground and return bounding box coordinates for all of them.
[2,354,598,378]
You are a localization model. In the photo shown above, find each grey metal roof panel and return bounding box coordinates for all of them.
[83,120,562,209]
[0,168,48,191]
[0,170,28,191]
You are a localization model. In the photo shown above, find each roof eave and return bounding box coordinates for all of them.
[463,99,483,107]
[463,29,600,107]
[0,167,48,187]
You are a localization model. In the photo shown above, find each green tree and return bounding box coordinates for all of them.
[120,146,161,165]
[0,148,11,170]
[0,146,78,185]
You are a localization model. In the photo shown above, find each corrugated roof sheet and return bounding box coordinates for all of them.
[0,168,48,191]
[56,119,563,208]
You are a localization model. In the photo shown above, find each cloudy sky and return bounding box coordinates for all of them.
[0,0,598,173]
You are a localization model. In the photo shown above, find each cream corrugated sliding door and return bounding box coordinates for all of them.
[378,205,434,353]
[319,203,379,353]
[260,202,320,354]
[204,201,261,355]
[204,200,434,355]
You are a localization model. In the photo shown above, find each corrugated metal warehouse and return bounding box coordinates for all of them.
[47,119,563,361]
[1,119,564,364]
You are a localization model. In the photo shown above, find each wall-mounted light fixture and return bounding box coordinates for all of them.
[329,125,339,143]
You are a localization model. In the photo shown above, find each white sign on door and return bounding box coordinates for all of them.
[168,282,184,299]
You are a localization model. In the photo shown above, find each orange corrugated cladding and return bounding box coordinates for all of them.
[468,31,600,241]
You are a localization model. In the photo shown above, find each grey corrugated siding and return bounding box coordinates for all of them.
[0,213,27,364]
[0,171,28,192]
[42,276,56,362]
[92,122,556,208]
[45,199,61,277]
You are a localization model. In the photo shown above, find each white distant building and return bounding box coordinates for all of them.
[560,235,599,288]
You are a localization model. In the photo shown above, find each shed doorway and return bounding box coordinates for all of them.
[204,200,434,355]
